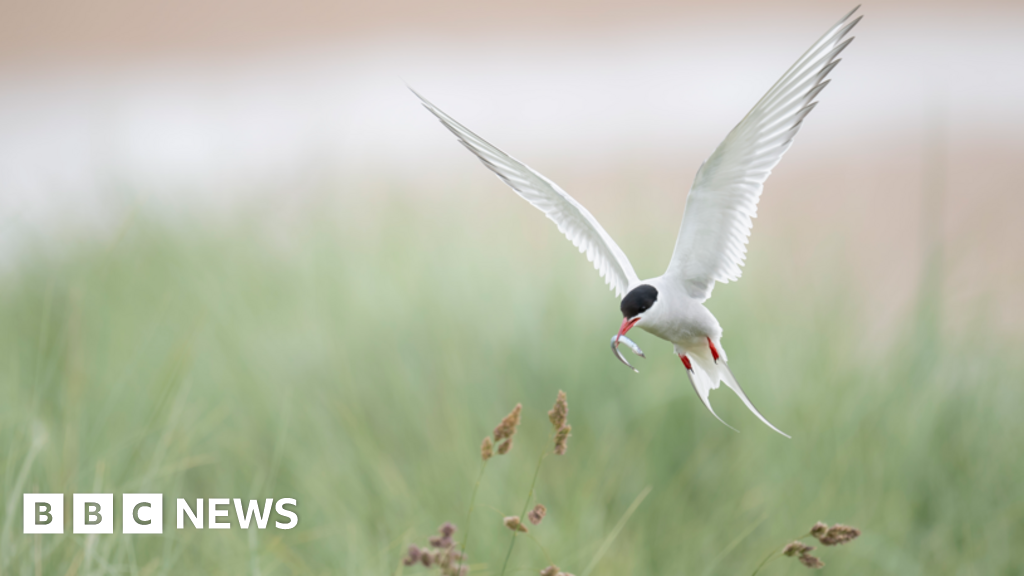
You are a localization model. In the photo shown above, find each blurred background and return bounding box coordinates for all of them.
[0,0,1022,574]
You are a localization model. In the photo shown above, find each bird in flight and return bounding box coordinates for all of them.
[412,7,862,437]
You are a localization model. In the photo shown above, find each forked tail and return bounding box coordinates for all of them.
[680,347,790,438]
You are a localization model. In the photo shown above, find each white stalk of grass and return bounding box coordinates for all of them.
[698,511,768,576]
[455,460,488,576]
[0,421,48,569]
[498,448,549,576]
[580,486,652,576]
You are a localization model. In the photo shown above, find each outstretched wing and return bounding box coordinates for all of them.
[665,7,862,301]
[412,89,640,298]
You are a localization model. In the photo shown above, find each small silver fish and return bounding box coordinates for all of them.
[610,334,645,372]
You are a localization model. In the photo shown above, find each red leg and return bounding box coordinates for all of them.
[680,355,693,371]
[707,337,720,363]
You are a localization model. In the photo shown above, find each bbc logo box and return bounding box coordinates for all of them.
[72,494,114,534]
[23,494,63,534]
[123,494,163,534]
[23,494,164,534]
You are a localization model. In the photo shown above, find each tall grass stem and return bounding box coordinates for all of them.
[751,532,809,576]
[498,449,548,576]
[581,486,652,576]
[456,461,488,576]
[0,425,47,569]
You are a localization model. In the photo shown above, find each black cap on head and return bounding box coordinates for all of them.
[620,285,658,318]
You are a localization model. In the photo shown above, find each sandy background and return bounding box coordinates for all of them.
[1,0,1022,333]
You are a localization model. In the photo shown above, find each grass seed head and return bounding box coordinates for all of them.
[528,503,547,525]
[428,522,457,549]
[818,524,861,546]
[554,424,572,455]
[503,516,528,532]
[540,567,559,576]
[548,390,568,430]
[439,549,467,576]
[497,438,513,455]
[494,403,522,442]
[798,554,825,568]
[809,522,828,538]
[403,545,421,565]
[782,541,814,557]
[429,535,453,549]
[481,437,494,461]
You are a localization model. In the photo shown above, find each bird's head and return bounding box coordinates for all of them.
[617,284,659,342]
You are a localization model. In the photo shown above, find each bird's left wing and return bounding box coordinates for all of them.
[664,7,862,302]
[412,89,640,298]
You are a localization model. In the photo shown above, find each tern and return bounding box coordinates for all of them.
[412,7,862,437]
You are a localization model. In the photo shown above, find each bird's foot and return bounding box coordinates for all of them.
[707,337,720,363]
[680,355,693,371]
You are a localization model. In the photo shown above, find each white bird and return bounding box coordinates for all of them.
[412,7,862,437]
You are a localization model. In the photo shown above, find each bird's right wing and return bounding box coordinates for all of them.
[412,89,640,298]
[664,7,861,302]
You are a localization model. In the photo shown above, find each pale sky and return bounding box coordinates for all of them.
[0,0,1021,334]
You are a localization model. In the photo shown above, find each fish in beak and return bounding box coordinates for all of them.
[611,317,644,372]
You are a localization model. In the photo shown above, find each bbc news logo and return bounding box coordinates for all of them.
[23,494,298,534]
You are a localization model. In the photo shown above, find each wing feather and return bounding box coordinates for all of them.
[665,7,862,301]
[412,89,640,297]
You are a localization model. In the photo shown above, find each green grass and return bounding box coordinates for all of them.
[0,190,1021,575]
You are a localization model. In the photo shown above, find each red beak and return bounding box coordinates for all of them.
[616,316,640,346]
